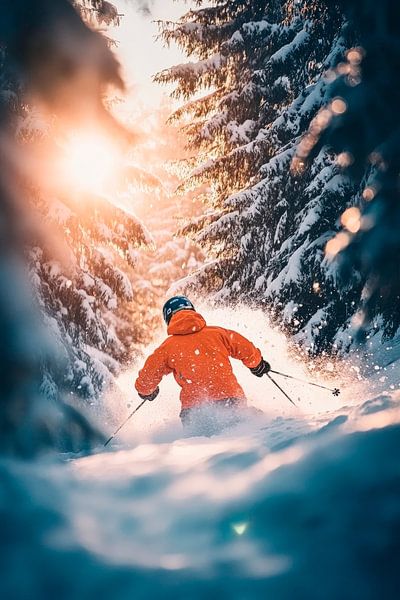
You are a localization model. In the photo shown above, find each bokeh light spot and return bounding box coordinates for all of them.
[362,187,376,201]
[336,152,354,167]
[331,98,347,115]
[341,207,361,233]
[325,232,351,258]
[232,522,248,536]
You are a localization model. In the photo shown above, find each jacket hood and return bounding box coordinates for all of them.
[167,310,206,335]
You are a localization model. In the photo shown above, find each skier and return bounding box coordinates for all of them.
[134,296,271,428]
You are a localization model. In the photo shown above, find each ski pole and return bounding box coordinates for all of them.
[267,373,297,406]
[104,398,147,447]
[270,369,340,396]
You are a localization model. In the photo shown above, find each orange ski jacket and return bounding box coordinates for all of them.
[135,311,262,409]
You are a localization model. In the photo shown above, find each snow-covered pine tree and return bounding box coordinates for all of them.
[75,0,122,27]
[157,0,361,354]
[28,190,151,400]
[300,0,400,345]
[17,0,153,402]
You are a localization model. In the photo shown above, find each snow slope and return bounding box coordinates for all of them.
[1,308,400,599]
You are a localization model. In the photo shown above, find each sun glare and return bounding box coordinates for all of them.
[60,132,121,193]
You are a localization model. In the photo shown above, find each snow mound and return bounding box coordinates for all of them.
[1,391,400,599]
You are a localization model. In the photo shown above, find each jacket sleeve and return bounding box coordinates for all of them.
[135,343,172,396]
[220,328,262,369]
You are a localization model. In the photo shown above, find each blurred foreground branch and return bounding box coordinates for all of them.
[0,0,128,456]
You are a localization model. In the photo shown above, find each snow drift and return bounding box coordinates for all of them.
[2,389,400,599]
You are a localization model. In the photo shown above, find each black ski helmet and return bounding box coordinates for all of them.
[162,296,195,325]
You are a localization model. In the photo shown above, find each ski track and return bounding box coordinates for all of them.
[2,307,400,599]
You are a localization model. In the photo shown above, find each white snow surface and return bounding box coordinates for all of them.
[2,307,400,599]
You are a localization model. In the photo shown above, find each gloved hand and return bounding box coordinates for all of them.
[138,386,159,401]
[250,359,271,377]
